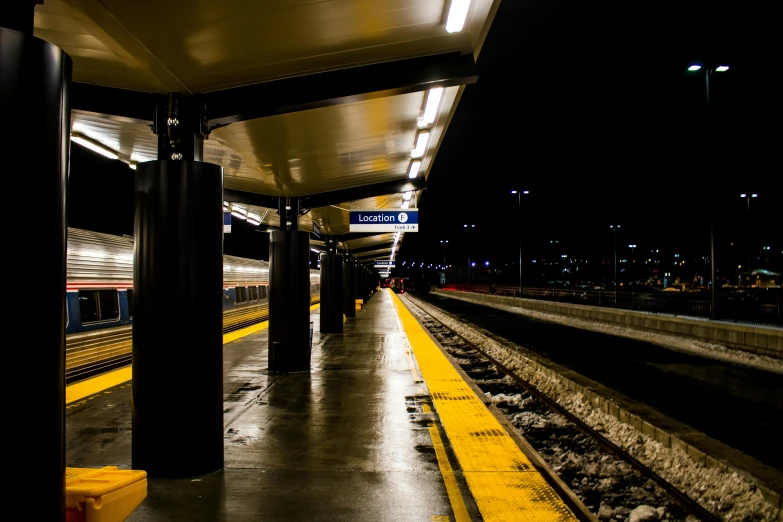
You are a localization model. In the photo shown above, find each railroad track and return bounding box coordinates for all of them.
[402,294,722,522]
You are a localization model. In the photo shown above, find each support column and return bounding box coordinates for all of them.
[2,11,71,519]
[354,258,363,307]
[343,253,356,318]
[268,197,311,371]
[133,160,224,477]
[319,236,343,333]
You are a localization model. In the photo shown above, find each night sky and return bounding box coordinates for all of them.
[68,0,780,283]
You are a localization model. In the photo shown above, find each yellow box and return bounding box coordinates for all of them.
[66,466,147,522]
[355,299,363,311]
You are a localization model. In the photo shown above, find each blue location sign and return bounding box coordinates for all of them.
[223,211,232,233]
[349,209,419,232]
[374,261,395,267]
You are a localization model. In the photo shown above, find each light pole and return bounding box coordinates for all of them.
[610,225,620,301]
[740,193,759,287]
[464,224,475,285]
[511,190,530,296]
[688,63,730,316]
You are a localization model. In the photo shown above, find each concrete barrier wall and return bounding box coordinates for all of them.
[434,289,783,360]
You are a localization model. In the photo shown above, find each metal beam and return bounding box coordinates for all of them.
[353,244,395,257]
[205,52,478,128]
[223,188,279,210]
[72,82,157,122]
[302,176,426,209]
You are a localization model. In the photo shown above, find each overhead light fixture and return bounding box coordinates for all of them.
[403,191,412,201]
[687,65,702,71]
[71,135,119,160]
[411,131,430,159]
[716,65,730,72]
[246,218,261,226]
[231,205,247,215]
[247,212,261,222]
[128,163,137,170]
[421,87,444,126]
[408,160,422,179]
[231,211,246,220]
[446,0,471,33]
[401,201,410,209]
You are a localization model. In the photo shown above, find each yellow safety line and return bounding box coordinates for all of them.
[222,319,269,344]
[65,367,133,405]
[65,304,321,405]
[422,403,471,522]
[390,290,577,522]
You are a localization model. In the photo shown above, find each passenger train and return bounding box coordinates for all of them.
[65,228,320,382]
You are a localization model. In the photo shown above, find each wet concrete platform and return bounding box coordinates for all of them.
[66,294,465,521]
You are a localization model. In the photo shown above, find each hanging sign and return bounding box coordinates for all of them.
[223,211,232,233]
[374,261,396,268]
[349,209,418,232]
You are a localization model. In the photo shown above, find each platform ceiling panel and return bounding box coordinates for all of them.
[35,0,494,92]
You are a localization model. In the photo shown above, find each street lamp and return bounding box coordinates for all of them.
[511,190,530,295]
[464,224,475,285]
[688,63,730,317]
[740,193,759,287]
[439,240,449,266]
[610,226,620,297]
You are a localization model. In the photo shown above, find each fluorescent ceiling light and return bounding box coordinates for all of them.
[716,65,729,72]
[408,160,422,179]
[71,135,119,160]
[128,163,137,170]
[246,218,261,226]
[247,212,261,222]
[411,131,430,159]
[687,65,702,71]
[403,191,412,201]
[421,87,444,125]
[231,205,247,215]
[401,201,410,209]
[446,0,471,33]
[231,212,246,220]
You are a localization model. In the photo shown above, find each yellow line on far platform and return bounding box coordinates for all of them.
[65,367,133,405]
[65,303,321,405]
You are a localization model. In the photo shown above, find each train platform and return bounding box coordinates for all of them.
[65,291,578,521]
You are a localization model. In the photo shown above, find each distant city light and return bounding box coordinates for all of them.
[471,262,475,267]
[446,0,471,33]
[511,190,517,194]
[688,65,702,71]
[485,261,489,266]
[752,194,758,198]
[629,244,636,248]
[716,65,730,72]
[523,190,529,194]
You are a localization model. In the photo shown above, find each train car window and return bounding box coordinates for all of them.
[126,289,134,318]
[248,286,258,301]
[258,286,267,299]
[236,286,247,303]
[99,290,119,320]
[78,290,99,323]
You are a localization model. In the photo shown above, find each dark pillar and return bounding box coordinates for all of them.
[2,13,71,519]
[268,197,311,371]
[320,251,344,333]
[354,258,363,305]
[343,254,356,318]
[133,160,224,478]
[362,268,369,303]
